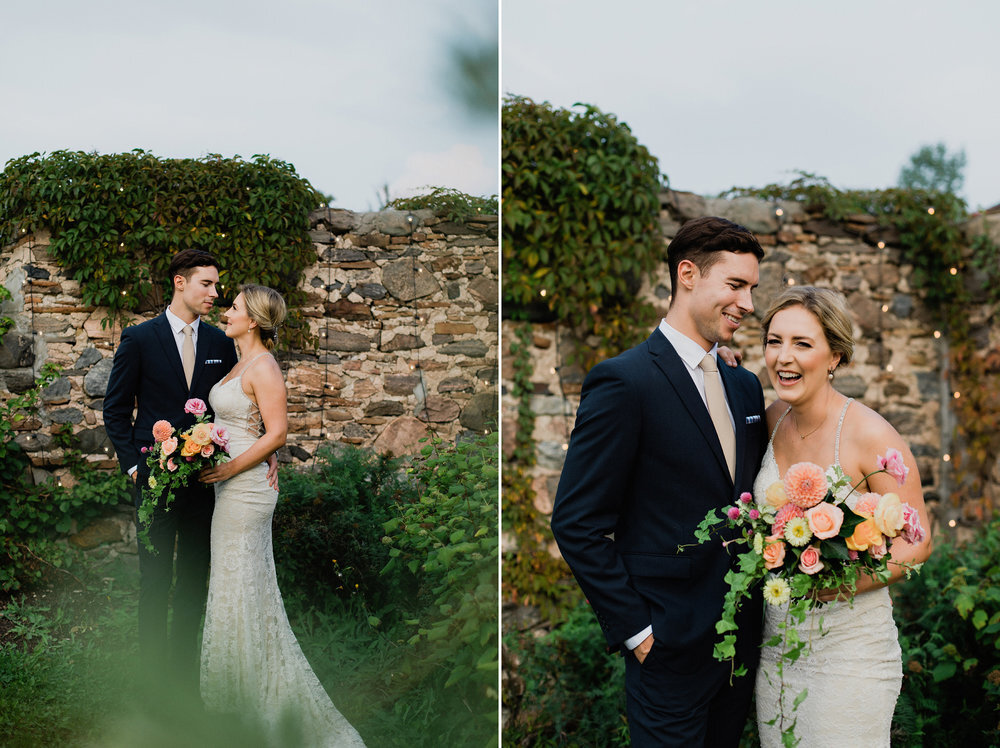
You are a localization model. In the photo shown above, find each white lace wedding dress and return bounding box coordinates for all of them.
[752,400,902,747]
[201,356,365,747]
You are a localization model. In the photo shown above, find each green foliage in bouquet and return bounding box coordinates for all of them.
[0,150,323,348]
[892,517,1000,747]
[272,445,418,612]
[381,434,498,712]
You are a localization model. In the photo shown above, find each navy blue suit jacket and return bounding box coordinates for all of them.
[551,330,767,669]
[103,313,237,489]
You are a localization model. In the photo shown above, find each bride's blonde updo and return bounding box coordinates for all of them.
[761,286,854,370]
[240,284,287,350]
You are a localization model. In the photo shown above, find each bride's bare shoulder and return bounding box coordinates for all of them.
[764,399,791,432]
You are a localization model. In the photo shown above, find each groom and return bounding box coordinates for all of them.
[104,249,277,693]
[551,216,768,746]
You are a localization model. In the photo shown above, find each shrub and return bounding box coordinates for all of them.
[271,445,417,612]
[892,518,1000,746]
[382,434,499,724]
[502,599,627,747]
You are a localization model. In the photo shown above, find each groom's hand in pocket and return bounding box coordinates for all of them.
[634,634,654,664]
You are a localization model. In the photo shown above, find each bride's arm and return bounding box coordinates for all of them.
[200,357,288,484]
[816,409,932,601]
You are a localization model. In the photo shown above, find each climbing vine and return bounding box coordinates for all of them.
[0,150,324,348]
[386,187,497,224]
[727,172,1000,516]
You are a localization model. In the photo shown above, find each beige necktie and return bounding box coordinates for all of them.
[700,353,735,481]
[181,324,195,388]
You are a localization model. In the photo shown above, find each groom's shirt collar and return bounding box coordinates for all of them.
[165,307,201,336]
[657,318,718,373]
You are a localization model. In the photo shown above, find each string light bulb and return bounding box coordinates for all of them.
[775,208,784,217]
[877,241,885,249]
[948,519,957,527]
[881,304,889,312]
[933,330,942,339]
[886,364,894,373]
[943,453,951,462]
[540,289,547,297]
[954,391,961,399]
[927,207,935,215]
[949,267,957,275]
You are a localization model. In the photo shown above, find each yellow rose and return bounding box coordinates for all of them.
[873,492,905,538]
[846,518,884,552]
[765,481,789,509]
[190,422,213,447]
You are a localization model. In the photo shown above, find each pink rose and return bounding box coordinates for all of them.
[167,458,178,472]
[900,504,926,545]
[852,492,881,518]
[727,506,741,520]
[161,437,178,457]
[798,545,824,575]
[763,536,786,570]
[740,492,753,504]
[201,444,215,458]
[184,398,208,416]
[877,448,910,486]
[868,542,888,560]
[805,502,844,540]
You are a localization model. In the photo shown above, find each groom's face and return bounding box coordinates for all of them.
[687,251,759,349]
[176,265,220,319]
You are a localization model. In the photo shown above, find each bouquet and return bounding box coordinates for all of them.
[690,448,926,668]
[136,398,230,551]
[687,447,926,739]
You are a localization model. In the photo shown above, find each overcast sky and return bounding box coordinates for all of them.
[503,0,1000,211]
[0,0,498,211]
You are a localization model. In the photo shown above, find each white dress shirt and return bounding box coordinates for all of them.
[624,320,735,652]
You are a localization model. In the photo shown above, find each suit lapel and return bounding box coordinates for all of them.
[645,332,732,483]
[152,314,188,391]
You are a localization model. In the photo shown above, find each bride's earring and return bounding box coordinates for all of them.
[828,369,835,380]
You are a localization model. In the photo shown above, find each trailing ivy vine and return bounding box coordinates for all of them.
[386,187,497,224]
[726,172,1000,517]
[0,150,323,348]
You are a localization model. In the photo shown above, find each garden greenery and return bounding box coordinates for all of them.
[386,187,498,224]
[0,150,323,347]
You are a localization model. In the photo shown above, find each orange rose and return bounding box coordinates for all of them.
[180,438,201,457]
[190,422,213,447]
[161,437,178,457]
[762,536,786,570]
[846,518,884,552]
[852,492,881,518]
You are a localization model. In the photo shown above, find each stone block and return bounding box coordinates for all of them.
[320,331,372,352]
[382,259,440,301]
[83,358,114,397]
[373,416,430,456]
[460,391,498,432]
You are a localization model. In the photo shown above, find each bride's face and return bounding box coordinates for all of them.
[221,292,256,339]
[764,304,841,404]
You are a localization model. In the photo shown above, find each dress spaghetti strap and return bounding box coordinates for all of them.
[833,397,854,466]
[770,405,793,444]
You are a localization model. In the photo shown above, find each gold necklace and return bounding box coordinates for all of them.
[792,411,827,440]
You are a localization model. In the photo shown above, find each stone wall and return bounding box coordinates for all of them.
[1,208,499,488]
[502,190,1000,555]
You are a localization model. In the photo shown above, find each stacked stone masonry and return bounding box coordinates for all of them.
[0,208,499,488]
[502,191,1000,554]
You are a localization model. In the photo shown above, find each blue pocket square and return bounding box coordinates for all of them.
[746,414,761,424]
[205,359,223,365]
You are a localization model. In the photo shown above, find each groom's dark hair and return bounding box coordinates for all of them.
[168,249,221,283]
[666,216,764,296]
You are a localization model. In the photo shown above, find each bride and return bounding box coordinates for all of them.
[727,285,932,746]
[198,284,365,747]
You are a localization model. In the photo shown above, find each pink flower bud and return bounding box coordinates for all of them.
[727,506,741,520]
[740,492,753,504]
[749,509,760,520]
